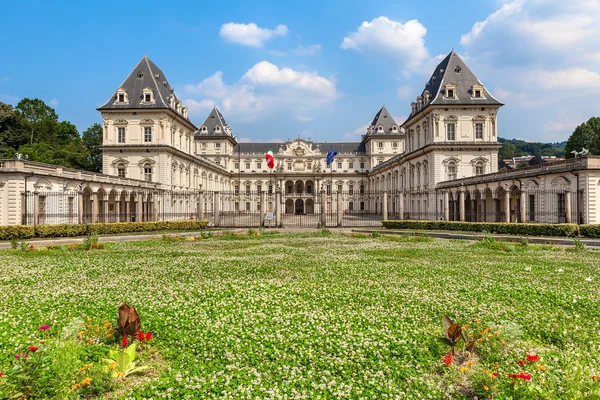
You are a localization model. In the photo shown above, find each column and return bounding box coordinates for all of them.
[443,191,449,221]
[480,198,486,222]
[260,190,266,227]
[77,191,83,224]
[33,191,39,226]
[459,189,465,222]
[92,192,99,223]
[320,189,327,228]
[21,192,27,225]
[103,194,109,223]
[153,193,159,222]
[520,187,527,223]
[115,199,121,223]
[471,199,476,222]
[214,191,221,226]
[197,192,204,220]
[137,193,143,223]
[504,190,510,223]
[565,190,572,224]
[337,190,342,227]
[398,191,404,220]
[382,190,388,221]
[276,189,282,228]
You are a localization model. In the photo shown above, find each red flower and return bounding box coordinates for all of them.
[518,359,526,366]
[442,352,453,366]
[27,345,38,352]
[39,325,50,331]
[492,371,499,377]
[526,354,540,362]
[121,336,128,348]
[592,376,600,381]
[137,331,145,341]
[145,331,153,341]
[520,373,532,381]
[0,371,4,377]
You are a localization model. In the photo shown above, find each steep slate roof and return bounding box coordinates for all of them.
[98,56,191,122]
[367,106,401,135]
[194,106,232,137]
[403,50,502,125]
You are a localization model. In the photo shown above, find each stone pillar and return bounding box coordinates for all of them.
[214,191,221,226]
[197,192,204,220]
[520,187,527,223]
[153,193,159,222]
[33,191,39,226]
[78,190,83,224]
[92,192,99,223]
[276,189,282,227]
[459,189,465,222]
[565,190,572,223]
[471,199,476,222]
[115,199,121,223]
[21,192,27,225]
[504,190,510,223]
[103,195,109,223]
[443,191,449,221]
[480,198,486,222]
[398,192,404,220]
[382,190,388,221]
[137,193,143,223]
[337,190,342,227]
[320,189,327,228]
[260,191,266,227]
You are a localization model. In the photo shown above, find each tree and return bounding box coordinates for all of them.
[15,98,59,144]
[498,142,517,160]
[565,117,600,158]
[82,123,103,172]
[0,102,28,157]
[56,121,80,145]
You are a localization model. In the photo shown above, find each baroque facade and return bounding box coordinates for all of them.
[1,50,599,226]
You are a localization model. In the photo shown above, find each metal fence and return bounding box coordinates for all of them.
[18,188,584,227]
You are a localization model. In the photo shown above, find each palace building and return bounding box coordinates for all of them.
[1,51,599,227]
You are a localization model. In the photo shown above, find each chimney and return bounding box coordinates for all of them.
[424,90,430,103]
[411,102,417,114]
[417,96,422,110]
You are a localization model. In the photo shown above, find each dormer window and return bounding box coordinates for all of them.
[474,90,481,98]
[176,101,182,114]
[378,126,383,132]
[471,84,485,99]
[445,84,457,99]
[392,126,398,132]
[168,94,176,108]
[215,126,221,133]
[115,89,128,104]
[142,88,154,104]
[202,126,207,132]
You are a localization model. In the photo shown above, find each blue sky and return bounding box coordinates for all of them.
[1,0,599,143]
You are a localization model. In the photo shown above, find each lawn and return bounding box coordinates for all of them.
[1,232,599,399]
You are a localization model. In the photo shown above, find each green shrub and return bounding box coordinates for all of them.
[35,224,88,238]
[0,225,35,240]
[382,220,581,237]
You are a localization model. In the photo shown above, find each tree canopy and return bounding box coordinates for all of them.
[565,117,600,158]
[0,99,102,172]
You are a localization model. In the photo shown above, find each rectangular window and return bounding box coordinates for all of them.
[337,162,342,169]
[475,123,483,139]
[144,166,152,181]
[360,162,365,169]
[246,186,251,196]
[337,184,342,192]
[234,186,240,195]
[360,201,365,211]
[557,193,566,220]
[326,185,331,195]
[256,162,261,170]
[118,94,124,102]
[448,165,457,180]
[215,143,221,148]
[118,167,126,178]
[447,124,455,141]
[349,162,354,169]
[245,202,251,211]
[349,202,354,211]
[360,184,365,194]
[392,142,398,148]
[287,163,292,171]
[235,202,239,211]
[268,185,273,195]
[235,163,240,169]
[447,89,454,98]
[145,94,151,102]
[475,90,481,98]
[144,127,152,142]
[257,184,262,193]
[349,186,354,195]
[475,165,484,175]
[378,142,384,149]
[118,127,125,143]
[245,162,251,169]
[529,194,535,222]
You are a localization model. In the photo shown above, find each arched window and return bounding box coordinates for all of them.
[144,163,152,182]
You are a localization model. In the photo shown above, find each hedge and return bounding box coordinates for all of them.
[5,220,209,240]
[382,220,582,237]
[0,225,35,240]
[38,220,209,238]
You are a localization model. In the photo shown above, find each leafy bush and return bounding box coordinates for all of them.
[0,225,35,240]
[382,220,582,237]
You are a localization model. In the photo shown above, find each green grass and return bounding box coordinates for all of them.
[1,234,599,398]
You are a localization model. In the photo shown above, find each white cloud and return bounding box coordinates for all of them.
[397,85,413,99]
[242,61,336,99]
[235,137,284,143]
[528,68,600,90]
[182,62,336,122]
[343,123,368,140]
[290,44,322,56]
[48,99,59,107]
[219,22,288,47]
[341,16,429,73]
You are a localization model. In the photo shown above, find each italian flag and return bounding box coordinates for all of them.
[266,147,275,169]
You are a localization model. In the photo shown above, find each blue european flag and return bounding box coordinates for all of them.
[326,147,338,165]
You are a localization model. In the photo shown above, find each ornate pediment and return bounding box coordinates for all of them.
[279,139,320,157]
